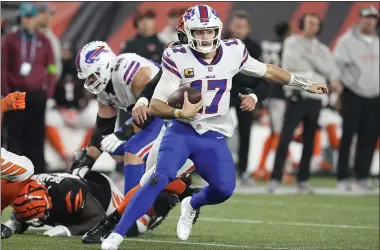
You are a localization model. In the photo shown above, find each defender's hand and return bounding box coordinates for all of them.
[238,93,256,112]
[307,83,329,94]
[1,92,26,113]
[179,92,203,119]
[132,103,150,125]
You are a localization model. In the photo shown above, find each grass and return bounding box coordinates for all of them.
[2,182,379,250]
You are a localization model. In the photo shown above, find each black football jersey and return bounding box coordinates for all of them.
[32,173,90,226]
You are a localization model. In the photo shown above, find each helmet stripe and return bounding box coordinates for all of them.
[198,5,209,22]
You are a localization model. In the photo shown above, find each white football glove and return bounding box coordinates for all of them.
[72,166,90,179]
[43,225,71,237]
[100,133,124,153]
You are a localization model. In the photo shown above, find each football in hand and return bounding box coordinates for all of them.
[167,87,202,109]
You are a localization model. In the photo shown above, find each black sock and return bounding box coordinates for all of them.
[178,185,194,202]
[107,210,121,225]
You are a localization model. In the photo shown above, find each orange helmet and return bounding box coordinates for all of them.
[176,13,188,44]
[12,179,53,222]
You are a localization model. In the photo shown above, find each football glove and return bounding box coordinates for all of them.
[43,225,71,237]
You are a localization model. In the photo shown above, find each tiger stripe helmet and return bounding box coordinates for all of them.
[12,179,52,222]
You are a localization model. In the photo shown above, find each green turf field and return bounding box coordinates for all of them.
[2,186,379,250]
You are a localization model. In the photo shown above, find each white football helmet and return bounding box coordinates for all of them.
[183,5,223,54]
[76,41,116,95]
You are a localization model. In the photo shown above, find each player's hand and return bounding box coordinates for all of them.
[100,133,124,153]
[179,92,203,119]
[132,103,151,125]
[307,82,329,94]
[43,225,71,237]
[238,93,256,112]
[1,92,26,113]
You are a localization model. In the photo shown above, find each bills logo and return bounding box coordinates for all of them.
[85,46,109,64]
[184,8,195,21]
[184,68,194,78]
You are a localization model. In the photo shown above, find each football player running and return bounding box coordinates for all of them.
[101,4,328,250]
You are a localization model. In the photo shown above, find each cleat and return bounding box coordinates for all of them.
[176,197,197,241]
[82,210,120,244]
[101,232,123,250]
[148,191,178,231]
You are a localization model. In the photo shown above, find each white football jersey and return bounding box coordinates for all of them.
[152,39,267,137]
[97,53,160,110]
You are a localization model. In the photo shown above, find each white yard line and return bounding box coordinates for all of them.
[227,199,380,211]
[124,238,379,250]
[167,216,379,230]
[125,238,288,249]
[233,187,379,196]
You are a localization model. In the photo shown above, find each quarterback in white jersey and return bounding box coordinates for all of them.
[101,4,328,250]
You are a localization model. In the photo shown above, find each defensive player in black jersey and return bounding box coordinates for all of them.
[5,170,175,237]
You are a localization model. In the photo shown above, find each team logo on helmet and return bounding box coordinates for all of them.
[85,46,110,64]
[184,8,195,21]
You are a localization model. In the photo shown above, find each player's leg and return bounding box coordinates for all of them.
[122,118,164,195]
[255,98,286,180]
[270,101,304,184]
[102,121,190,249]
[177,132,235,241]
[1,148,35,210]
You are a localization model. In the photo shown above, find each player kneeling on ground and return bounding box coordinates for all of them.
[4,171,153,237]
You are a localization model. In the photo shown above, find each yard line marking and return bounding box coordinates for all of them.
[125,238,288,249]
[167,217,379,230]
[227,199,380,211]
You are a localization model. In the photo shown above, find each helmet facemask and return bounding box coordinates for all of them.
[83,62,112,95]
[186,26,222,54]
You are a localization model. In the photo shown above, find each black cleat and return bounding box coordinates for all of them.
[148,191,178,231]
[1,224,13,239]
[82,210,121,244]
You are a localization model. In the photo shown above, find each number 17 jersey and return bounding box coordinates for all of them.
[152,39,267,137]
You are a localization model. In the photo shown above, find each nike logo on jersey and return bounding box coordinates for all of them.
[217,137,224,139]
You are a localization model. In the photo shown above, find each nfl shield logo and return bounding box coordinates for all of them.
[208,67,213,72]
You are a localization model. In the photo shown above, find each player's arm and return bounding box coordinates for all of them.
[239,45,328,95]
[71,102,117,174]
[132,68,163,125]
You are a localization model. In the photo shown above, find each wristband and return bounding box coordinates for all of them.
[288,74,312,90]
[173,109,181,119]
[136,97,149,106]
[248,93,258,103]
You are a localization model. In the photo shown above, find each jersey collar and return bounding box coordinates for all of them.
[190,45,223,66]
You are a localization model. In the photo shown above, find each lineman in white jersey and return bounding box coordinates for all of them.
[101,4,328,250]
[74,41,165,195]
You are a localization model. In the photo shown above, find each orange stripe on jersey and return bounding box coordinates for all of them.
[66,191,73,213]
[0,158,5,164]
[1,163,27,176]
[74,188,83,212]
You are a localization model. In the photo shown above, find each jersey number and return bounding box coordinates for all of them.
[190,79,227,114]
